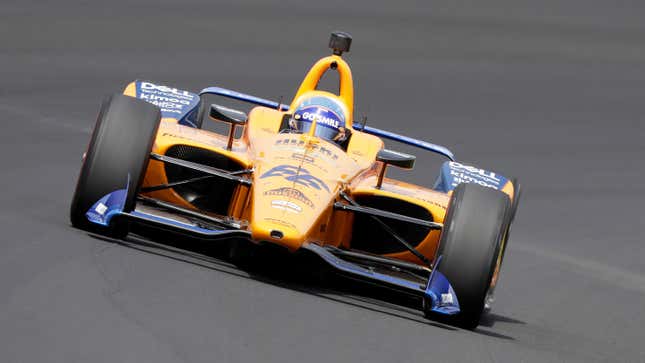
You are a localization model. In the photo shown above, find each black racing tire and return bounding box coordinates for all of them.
[435,183,511,329]
[70,94,161,237]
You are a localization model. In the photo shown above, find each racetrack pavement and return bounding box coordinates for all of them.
[1,0,645,362]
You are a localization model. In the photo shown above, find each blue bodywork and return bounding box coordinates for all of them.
[352,124,455,161]
[424,256,460,315]
[200,86,288,111]
[86,188,128,226]
[85,188,460,316]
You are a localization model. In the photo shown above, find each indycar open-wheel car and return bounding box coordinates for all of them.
[70,32,520,328]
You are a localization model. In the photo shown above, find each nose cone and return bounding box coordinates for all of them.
[246,132,354,251]
[250,162,336,251]
[250,214,305,251]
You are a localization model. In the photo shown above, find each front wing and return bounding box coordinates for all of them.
[85,186,460,318]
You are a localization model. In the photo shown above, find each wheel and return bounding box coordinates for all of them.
[435,183,511,329]
[70,94,161,237]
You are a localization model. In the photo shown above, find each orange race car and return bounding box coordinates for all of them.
[70,32,520,328]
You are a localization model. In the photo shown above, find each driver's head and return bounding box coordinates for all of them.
[290,93,349,144]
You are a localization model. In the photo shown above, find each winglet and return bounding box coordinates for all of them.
[423,256,460,315]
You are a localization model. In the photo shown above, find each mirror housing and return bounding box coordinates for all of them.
[375,149,416,188]
[209,104,247,125]
[209,104,247,150]
[376,149,416,169]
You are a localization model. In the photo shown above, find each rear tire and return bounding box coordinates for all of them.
[436,183,511,329]
[70,94,161,237]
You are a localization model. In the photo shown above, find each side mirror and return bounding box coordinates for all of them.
[377,149,415,169]
[375,149,416,188]
[209,104,247,125]
[209,104,247,150]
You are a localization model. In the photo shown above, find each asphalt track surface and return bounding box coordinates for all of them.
[2,1,645,362]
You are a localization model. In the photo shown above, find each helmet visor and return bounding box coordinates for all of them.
[291,119,341,141]
[291,106,345,142]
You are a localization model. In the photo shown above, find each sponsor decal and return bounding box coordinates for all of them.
[94,203,108,216]
[275,138,339,160]
[263,187,315,208]
[271,200,302,214]
[295,96,347,124]
[263,217,296,229]
[140,82,193,99]
[447,161,502,189]
[260,164,330,192]
[161,129,230,149]
[139,94,188,113]
[295,106,342,129]
[421,199,448,210]
[441,293,454,305]
[161,131,221,148]
[291,153,315,164]
[137,81,197,116]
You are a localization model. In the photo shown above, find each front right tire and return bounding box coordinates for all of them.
[434,183,511,329]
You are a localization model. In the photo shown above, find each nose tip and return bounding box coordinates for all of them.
[250,220,305,252]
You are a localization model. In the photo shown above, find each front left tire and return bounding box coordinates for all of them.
[70,94,161,237]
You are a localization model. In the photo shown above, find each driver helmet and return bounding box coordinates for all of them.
[289,93,349,144]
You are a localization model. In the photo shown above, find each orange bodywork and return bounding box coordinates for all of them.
[125,55,515,267]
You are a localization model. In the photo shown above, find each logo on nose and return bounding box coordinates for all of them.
[260,165,330,192]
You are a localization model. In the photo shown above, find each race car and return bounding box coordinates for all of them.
[70,32,520,328]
